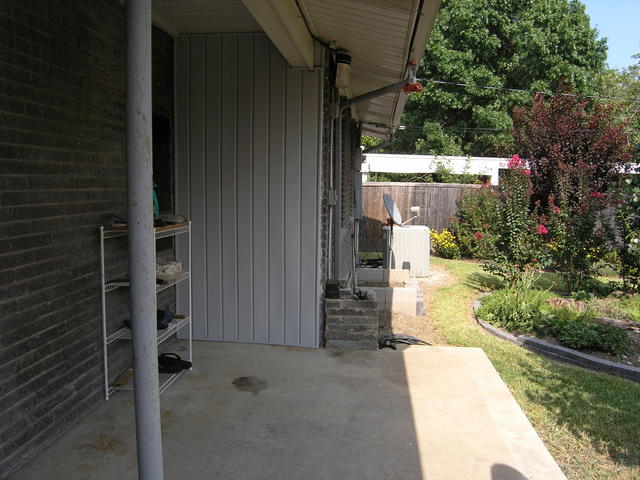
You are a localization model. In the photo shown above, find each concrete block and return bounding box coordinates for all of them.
[387,269,409,284]
[389,302,418,316]
[357,268,384,284]
[386,287,417,305]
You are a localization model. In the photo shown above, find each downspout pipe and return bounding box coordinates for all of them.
[332,78,409,283]
[126,1,164,479]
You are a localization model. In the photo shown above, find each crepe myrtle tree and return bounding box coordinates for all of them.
[513,91,632,292]
[483,155,551,285]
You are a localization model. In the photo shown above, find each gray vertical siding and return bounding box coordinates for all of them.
[176,34,322,347]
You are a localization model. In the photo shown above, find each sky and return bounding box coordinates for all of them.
[581,0,640,70]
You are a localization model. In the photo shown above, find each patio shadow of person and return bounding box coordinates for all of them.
[491,463,528,480]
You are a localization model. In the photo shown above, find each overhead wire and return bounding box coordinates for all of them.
[419,78,640,103]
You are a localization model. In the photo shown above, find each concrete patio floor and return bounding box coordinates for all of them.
[10,341,566,480]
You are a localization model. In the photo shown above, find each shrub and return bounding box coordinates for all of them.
[482,156,552,285]
[613,170,640,292]
[479,291,631,356]
[478,288,548,333]
[513,91,631,292]
[540,307,630,356]
[545,189,611,293]
[430,229,460,259]
[513,91,630,210]
[477,269,551,332]
[450,186,500,259]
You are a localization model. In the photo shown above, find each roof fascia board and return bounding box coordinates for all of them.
[241,0,315,69]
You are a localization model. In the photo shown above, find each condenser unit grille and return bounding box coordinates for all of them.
[383,226,430,276]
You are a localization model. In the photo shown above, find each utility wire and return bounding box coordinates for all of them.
[363,124,640,134]
[419,78,640,103]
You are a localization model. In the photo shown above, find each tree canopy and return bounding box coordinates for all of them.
[388,0,608,156]
[601,54,640,147]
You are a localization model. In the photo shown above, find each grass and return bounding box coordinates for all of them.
[590,295,640,323]
[428,257,640,480]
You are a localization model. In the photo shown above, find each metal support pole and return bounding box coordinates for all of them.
[99,227,109,400]
[126,1,164,479]
[333,107,343,282]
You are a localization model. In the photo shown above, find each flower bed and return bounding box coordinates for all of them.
[473,294,640,382]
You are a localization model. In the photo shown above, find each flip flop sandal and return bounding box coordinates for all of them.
[158,353,192,374]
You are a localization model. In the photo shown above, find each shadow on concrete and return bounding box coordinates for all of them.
[491,463,527,480]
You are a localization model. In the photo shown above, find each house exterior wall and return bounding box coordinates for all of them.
[175,34,323,347]
[318,53,360,287]
[338,114,360,282]
[0,1,174,475]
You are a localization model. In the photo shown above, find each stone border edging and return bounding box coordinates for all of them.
[473,295,640,383]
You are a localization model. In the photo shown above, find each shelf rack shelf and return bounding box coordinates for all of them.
[109,370,187,397]
[100,221,192,400]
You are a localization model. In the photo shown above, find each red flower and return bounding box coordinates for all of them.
[589,191,605,199]
[402,82,423,94]
[507,154,522,169]
[537,224,549,235]
[473,232,484,241]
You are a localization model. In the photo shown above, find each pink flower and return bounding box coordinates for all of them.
[537,224,549,235]
[552,205,560,213]
[523,169,531,176]
[473,232,484,241]
[507,154,522,169]
[589,191,605,199]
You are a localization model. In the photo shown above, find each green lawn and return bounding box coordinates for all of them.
[429,257,640,480]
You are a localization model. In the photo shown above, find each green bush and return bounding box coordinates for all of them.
[482,156,552,285]
[450,186,500,259]
[477,274,551,333]
[542,308,630,356]
[479,293,631,356]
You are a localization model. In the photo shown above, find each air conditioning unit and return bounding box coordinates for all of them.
[383,225,430,276]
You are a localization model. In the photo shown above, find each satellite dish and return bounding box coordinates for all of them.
[383,194,403,225]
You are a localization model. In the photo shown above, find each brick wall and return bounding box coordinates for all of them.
[0,1,174,475]
[318,52,361,285]
[338,114,360,281]
[319,52,333,284]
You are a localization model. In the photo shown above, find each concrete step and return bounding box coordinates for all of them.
[325,324,377,335]
[325,338,378,350]
[325,330,378,341]
[325,298,377,309]
[325,306,379,316]
[326,315,377,326]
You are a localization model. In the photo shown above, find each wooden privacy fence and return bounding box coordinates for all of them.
[360,182,481,253]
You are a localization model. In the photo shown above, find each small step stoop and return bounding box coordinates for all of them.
[325,293,379,350]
